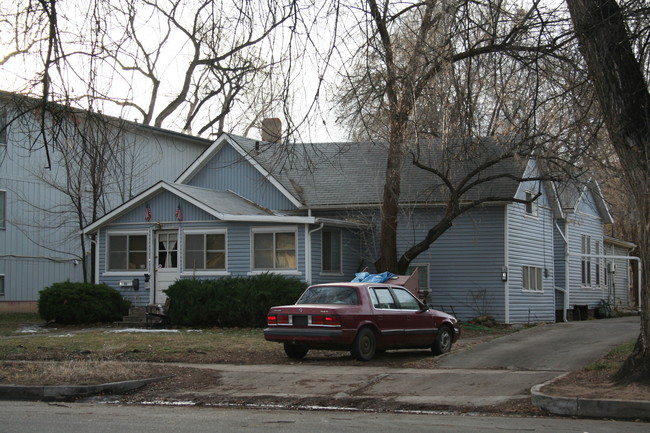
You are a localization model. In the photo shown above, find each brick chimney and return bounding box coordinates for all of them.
[261,118,282,143]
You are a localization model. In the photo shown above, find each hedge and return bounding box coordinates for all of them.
[164,274,307,327]
[38,282,131,324]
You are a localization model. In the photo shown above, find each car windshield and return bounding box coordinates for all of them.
[296,286,359,305]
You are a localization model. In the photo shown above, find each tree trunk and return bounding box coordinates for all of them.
[566,0,650,383]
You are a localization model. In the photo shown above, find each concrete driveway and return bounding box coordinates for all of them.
[438,315,640,371]
[147,316,641,409]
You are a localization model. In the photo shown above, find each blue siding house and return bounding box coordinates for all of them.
[0,91,210,312]
[83,133,636,323]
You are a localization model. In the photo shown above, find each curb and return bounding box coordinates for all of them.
[0,377,166,402]
[531,375,650,420]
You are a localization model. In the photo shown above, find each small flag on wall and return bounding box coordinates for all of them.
[175,204,183,221]
[145,204,152,222]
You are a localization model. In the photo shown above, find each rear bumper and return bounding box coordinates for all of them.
[264,327,353,345]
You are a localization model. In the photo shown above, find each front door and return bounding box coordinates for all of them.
[154,231,179,304]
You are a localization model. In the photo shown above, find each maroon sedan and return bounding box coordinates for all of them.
[264,282,460,361]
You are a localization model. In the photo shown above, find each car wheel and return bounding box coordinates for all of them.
[351,327,376,361]
[432,325,453,355]
[283,342,308,359]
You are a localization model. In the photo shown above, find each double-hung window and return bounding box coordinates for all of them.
[184,231,226,271]
[0,190,5,229]
[522,266,543,291]
[0,110,7,145]
[581,235,592,286]
[321,228,342,273]
[107,233,147,271]
[525,191,538,216]
[252,227,297,270]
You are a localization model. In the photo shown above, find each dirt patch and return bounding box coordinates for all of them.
[541,368,650,401]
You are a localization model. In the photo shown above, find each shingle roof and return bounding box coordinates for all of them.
[169,184,272,216]
[229,135,528,208]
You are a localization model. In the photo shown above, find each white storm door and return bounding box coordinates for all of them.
[154,230,179,304]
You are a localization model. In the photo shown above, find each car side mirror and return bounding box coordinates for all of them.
[419,303,429,312]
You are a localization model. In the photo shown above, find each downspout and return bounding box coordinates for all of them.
[306,218,325,285]
[554,221,570,322]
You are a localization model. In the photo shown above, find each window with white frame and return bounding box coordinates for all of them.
[522,266,543,291]
[0,110,6,145]
[595,240,601,286]
[407,264,430,290]
[184,231,226,271]
[252,227,297,270]
[581,235,592,286]
[525,191,538,216]
[107,233,147,271]
[321,228,342,273]
[0,275,4,296]
[0,190,5,229]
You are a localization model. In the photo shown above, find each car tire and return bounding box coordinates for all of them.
[283,343,308,359]
[432,325,453,355]
[351,327,376,361]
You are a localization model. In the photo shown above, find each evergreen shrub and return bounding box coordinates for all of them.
[164,274,307,327]
[38,282,131,324]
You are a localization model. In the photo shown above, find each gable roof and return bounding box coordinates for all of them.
[187,134,530,209]
[553,176,614,224]
[82,181,318,234]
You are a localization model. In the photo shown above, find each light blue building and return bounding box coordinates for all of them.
[0,92,210,312]
[83,133,638,323]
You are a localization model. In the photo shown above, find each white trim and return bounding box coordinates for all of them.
[182,228,228,273]
[321,227,343,275]
[105,230,149,272]
[175,134,303,208]
[0,189,6,230]
[251,225,299,271]
[82,180,317,235]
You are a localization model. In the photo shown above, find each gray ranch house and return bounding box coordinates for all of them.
[83,133,637,323]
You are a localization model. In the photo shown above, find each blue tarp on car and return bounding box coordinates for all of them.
[351,271,396,283]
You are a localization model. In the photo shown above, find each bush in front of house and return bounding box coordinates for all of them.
[38,282,132,324]
[164,274,308,327]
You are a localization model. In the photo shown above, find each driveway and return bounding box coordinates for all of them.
[438,315,640,371]
[121,316,641,409]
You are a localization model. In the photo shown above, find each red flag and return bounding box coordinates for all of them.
[145,204,152,222]
[175,205,183,221]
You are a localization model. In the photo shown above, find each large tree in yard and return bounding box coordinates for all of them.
[334,0,568,273]
[566,0,650,383]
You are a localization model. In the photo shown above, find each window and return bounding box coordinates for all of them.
[581,235,592,286]
[0,190,5,229]
[184,232,226,271]
[0,110,6,145]
[107,233,147,271]
[595,241,601,286]
[156,231,178,268]
[525,191,538,216]
[407,264,429,290]
[253,228,296,270]
[0,275,4,296]
[321,228,342,273]
[370,287,397,309]
[392,288,421,310]
[522,266,543,291]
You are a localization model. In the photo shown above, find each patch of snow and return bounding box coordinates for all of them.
[105,328,181,334]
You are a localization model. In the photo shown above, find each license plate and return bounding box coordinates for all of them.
[292,315,308,326]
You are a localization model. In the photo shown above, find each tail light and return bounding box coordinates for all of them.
[267,314,290,325]
[311,315,341,327]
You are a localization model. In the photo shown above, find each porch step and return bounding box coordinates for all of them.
[118,307,148,326]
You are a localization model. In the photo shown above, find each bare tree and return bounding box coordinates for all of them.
[333,0,569,273]
[566,0,650,383]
